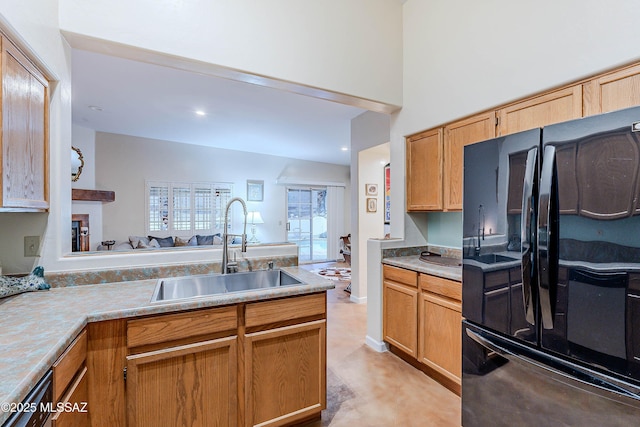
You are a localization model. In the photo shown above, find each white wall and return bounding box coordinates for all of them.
[71,125,103,249]
[59,0,403,109]
[95,132,350,247]
[355,143,389,302]
[394,0,640,249]
[350,111,391,300]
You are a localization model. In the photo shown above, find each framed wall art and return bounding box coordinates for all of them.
[384,163,391,224]
[366,197,377,213]
[365,183,378,196]
[247,180,264,201]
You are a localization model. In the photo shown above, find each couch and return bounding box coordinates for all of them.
[97,234,233,251]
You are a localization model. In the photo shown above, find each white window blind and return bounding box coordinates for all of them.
[146,181,233,236]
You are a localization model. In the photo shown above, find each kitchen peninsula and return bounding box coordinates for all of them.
[0,267,333,427]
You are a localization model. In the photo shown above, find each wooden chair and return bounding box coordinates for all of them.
[339,234,351,293]
[339,234,351,265]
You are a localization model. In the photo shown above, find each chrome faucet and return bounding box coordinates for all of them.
[474,204,485,256]
[221,197,248,274]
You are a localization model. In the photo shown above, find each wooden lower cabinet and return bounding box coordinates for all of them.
[418,291,462,388]
[382,264,462,395]
[52,329,89,427]
[51,367,89,427]
[86,293,327,427]
[382,265,419,357]
[126,337,238,427]
[383,281,418,357]
[245,320,326,427]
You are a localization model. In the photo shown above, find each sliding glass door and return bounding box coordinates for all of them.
[286,187,327,263]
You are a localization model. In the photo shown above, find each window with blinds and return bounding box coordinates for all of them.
[146,181,233,235]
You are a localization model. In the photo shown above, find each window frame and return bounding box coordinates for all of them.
[146,180,233,237]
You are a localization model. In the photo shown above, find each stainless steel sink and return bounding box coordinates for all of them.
[150,269,303,302]
[470,254,517,264]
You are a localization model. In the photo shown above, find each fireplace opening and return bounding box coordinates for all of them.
[72,220,81,252]
[71,214,90,252]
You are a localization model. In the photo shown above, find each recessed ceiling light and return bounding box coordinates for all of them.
[195,110,206,116]
[341,147,348,151]
[88,105,103,111]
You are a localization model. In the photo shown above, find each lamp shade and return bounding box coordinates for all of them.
[247,211,264,224]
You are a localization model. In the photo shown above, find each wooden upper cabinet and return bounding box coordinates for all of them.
[444,112,496,210]
[584,63,640,116]
[497,86,582,136]
[0,36,49,211]
[406,128,443,211]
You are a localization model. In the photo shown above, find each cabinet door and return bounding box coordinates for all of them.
[1,36,49,210]
[418,292,462,385]
[383,280,418,357]
[584,63,640,116]
[244,320,326,427]
[53,329,87,403]
[406,128,443,211]
[126,336,237,427]
[444,112,496,210]
[51,366,89,427]
[497,86,582,136]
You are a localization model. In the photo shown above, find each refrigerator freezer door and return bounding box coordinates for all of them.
[462,321,640,427]
[541,106,640,381]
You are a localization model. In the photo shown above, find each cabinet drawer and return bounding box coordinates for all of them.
[419,274,461,301]
[53,329,87,402]
[246,293,326,328]
[383,265,418,288]
[127,306,237,348]
[51,366,89,427]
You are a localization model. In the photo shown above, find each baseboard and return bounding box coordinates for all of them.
[349,294,367,304]
[365,335,389,352]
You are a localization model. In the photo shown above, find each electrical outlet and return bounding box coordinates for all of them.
[24,236,40,257]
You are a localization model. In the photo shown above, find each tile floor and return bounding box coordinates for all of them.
[300,262,461,426]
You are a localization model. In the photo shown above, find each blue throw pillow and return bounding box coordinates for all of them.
[196,234,221,245]
[148,235,174,247]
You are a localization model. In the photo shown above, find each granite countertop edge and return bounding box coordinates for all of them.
[382,255,462,282]
[0,267,333,424]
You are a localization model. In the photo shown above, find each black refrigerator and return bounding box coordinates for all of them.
[462,106,640,426]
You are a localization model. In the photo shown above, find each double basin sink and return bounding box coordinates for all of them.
[151,269,303,303]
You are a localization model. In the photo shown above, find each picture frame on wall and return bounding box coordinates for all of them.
[366,197,377,213]
[247,180,264,201]
[365,183,378,196]
[384,163,391,224]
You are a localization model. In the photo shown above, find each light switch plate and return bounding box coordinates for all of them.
[24,236,40,257]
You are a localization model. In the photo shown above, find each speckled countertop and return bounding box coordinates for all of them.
[382,255,462,282]
[0,267,333,424]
